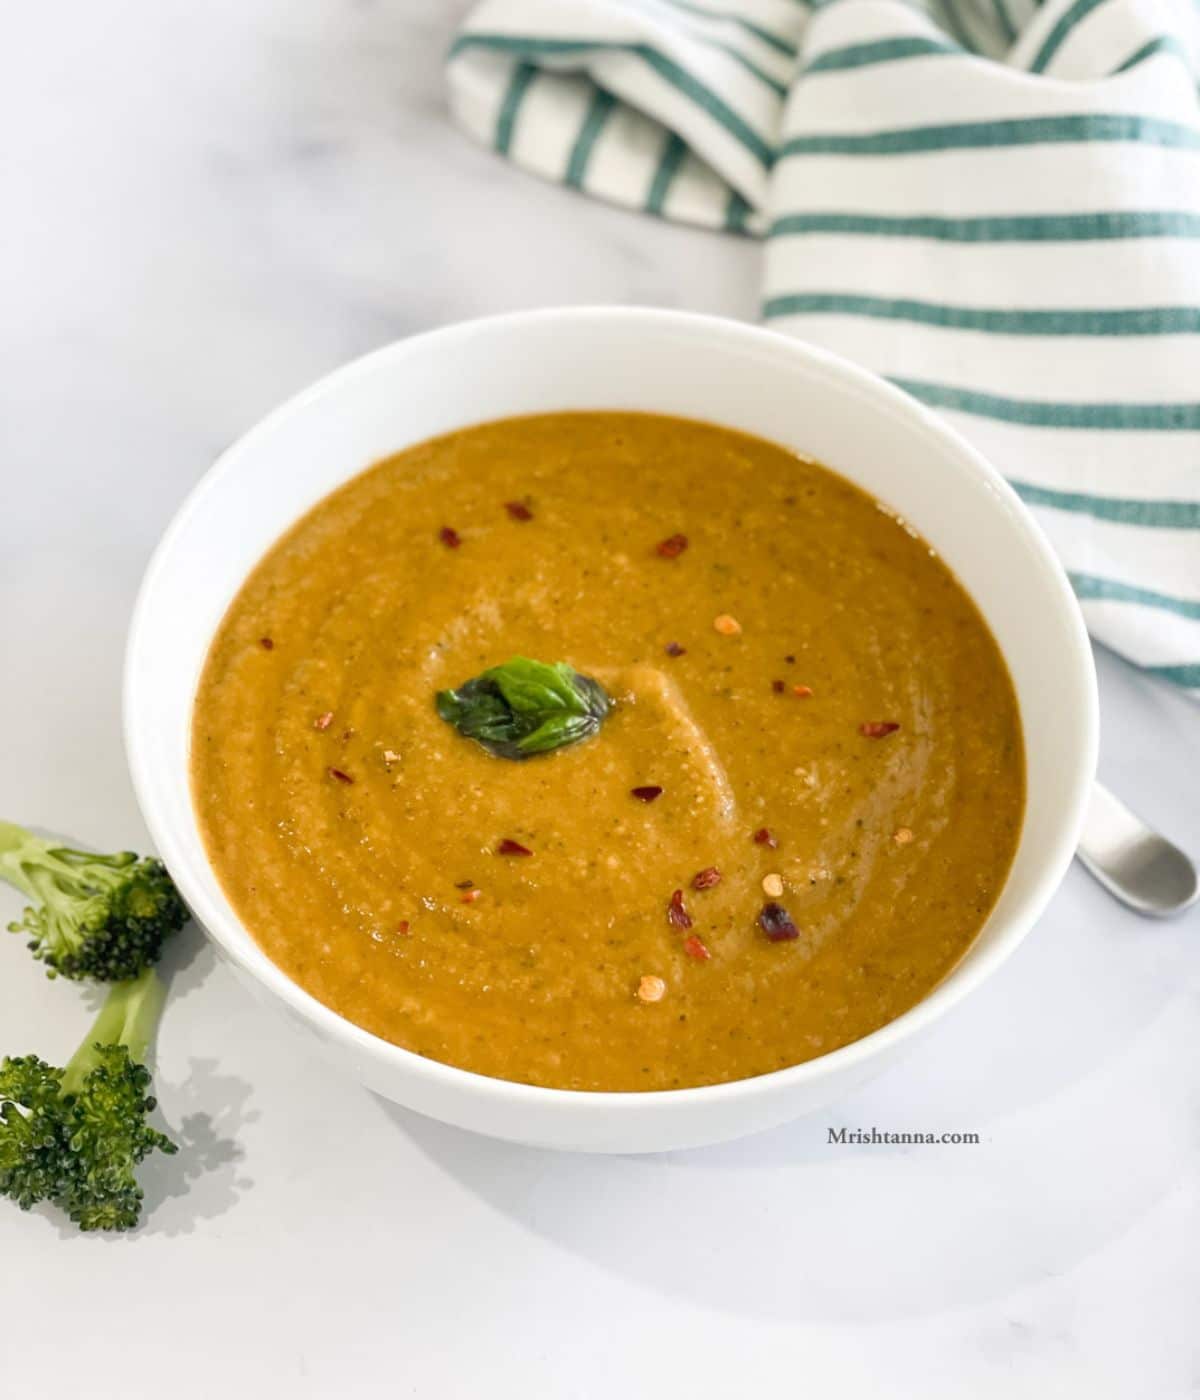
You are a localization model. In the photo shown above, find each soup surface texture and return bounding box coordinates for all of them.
[192,413,1024,1091]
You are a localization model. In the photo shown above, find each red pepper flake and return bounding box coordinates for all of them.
[667,888,693,930]
[327,767,354,785]
[754,827,778,848]
[460,888,481,903]
[860,721,900,739]
[497,838,533,857]
[682,935,711,961]
[759,902,800,942]
[397,920,411,936]
[259,636,274,650]
[656,533,688,559]
[631,785,663,803]
[504,500,533,521]
[664,641,687,657]
[784,654,796,665]
[792,685,814,699]
[692,866,722,890]
[439,525,462,549]
[454,879,474,890]
[771,679,786,694]
[314,711,334,731]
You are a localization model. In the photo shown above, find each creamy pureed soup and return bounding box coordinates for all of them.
[192,413,1024,1091]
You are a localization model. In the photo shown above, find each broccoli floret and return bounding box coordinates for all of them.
[0,968,176,1232]
[0,1056,74,1210]
[0,820,187,980]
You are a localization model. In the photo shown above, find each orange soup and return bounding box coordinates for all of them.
[192,413,1024,1090]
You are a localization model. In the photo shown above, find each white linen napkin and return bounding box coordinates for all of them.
[447,0,1200,696]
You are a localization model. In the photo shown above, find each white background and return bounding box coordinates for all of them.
[2,4,1198,1396]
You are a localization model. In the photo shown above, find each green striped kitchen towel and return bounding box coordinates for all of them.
[447,0,1200,696]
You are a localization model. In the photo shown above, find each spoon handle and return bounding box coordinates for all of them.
[1076,781,1199,918]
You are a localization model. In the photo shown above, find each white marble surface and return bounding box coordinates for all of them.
[2,3,1198,1396]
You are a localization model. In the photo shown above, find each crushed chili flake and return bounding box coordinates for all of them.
[439,525,462,549]
[860,721,901,739]
[460,889,481,903]
[792,685,814,699]
[656,533,688,559]
[753,827,778,848]
[682,935,711,961]
[771,679,786,694]
[637,975,667,1003]
[667,888,693,930]
[313,711,334,731]
[327,767,354,784]
[664,641,687,657]
[497,838,533,856]
[259,636,274,650]
[397,920,411,936]
[454,879,474,889]
[504,500,533,521]
[759,902,800,942]
[784,654,796,665]
[631,785,663,803]
[692,866,722,890]
[713,614,742,636]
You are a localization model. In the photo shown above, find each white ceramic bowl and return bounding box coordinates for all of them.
[125,307,1098,1153]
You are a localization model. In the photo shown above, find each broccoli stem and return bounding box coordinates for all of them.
[61,968,167,1097]
[0,820,28,856]
[0,827,134,902]
[0,821,40,901]
[2,822,133,914]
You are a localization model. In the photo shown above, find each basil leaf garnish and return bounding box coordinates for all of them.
[435,658,612,760]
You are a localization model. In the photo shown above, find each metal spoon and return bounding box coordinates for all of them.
[1076,782,1199,917]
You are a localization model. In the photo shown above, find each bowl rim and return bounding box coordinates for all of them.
[124,305,1099,1114]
